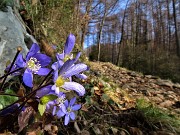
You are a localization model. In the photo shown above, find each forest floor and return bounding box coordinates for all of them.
[55,61,180,135]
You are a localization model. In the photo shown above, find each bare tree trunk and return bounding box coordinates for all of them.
[166,0,171,51]
[97,9,107,61]
[80,0,92,50]
[172,0,180,57]
[116,0,129,66]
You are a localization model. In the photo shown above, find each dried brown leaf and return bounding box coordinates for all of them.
[18,107,34,132]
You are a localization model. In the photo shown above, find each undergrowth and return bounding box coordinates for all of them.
[136,98,180,133]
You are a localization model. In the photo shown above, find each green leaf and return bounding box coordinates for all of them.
[101,94,110,102]
[40,94,58,104]
[0,89,18,109]
[38,103,46,116]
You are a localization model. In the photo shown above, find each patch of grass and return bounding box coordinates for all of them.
[136,98,180,133]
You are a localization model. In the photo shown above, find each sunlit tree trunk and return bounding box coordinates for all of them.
[116,0,129,66]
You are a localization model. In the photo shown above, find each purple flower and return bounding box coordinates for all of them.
[15,43,51,87]
[61,97,81,125]
[51,59,87,96]
[45,91,67,117]
[56,34,75,63]
[54,34,88,80]
[35,85,52,98]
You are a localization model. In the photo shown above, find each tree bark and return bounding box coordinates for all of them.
[172,0,180,57]
[116,0,129,66]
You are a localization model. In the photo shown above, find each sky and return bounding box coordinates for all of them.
[83,0,127,49]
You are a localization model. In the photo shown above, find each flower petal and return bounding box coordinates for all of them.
[57,109,65,118]
[26,43,40,60]
[52,106,56,115]
[72,104,81,111]
[70,112,75,120]
[70,97,76,106]
[51,62,59,82]
[59,59,75,75]
[56,52,64,60]
[62,63,88,78]
[36,68,50,76]
[33,54,51,67]
[74,52,81,62]
[75,73,87,79]
[64,100,69,107]
[51,85,60,95]
[51,62,58,70]
[62,82,85,96]
[35,85,52,98]
[61,104,67,113]
[16,54,26,68]
[23,69,33,87]
[64,34,75,55]
[29,43,40,53]
[65,114,70,125]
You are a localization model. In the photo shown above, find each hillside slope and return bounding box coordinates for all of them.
[71,61,180,135]
[89,61,180,116]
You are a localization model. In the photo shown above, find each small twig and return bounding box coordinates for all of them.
[0,68,23,80]
[38,69,53,88]
[0,47,22,91]
[0,82,51,114]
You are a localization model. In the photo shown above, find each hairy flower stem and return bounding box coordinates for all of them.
[0,68,23,80]
[0,47,22,91]
[0,82,51,114]
[38,69,53,88]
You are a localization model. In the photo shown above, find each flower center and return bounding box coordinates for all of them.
[67,107,71,113]
[56,96,65,105]
[64,55,72,62]
[27,57,41,73]
[56,76,65,87]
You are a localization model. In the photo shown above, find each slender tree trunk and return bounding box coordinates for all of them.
[172,0,180,57]
[80,0,92,50]
[97,11,107,61]
[116,0,129,66]
[166,0,171,51]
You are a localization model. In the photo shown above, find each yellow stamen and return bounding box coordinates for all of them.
[64,55,71,62]
[56,76,65,87]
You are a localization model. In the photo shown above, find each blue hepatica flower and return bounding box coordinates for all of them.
[51,58,88,96]
[15,43,51,87]
[44,91,68,117]
[56,33,75,63]
[59,97,81,125]
[56,34,88,80]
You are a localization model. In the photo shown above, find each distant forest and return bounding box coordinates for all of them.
[20,0,180,82]
[83,0,180,83]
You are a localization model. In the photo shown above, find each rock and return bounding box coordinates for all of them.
[122,84,130,89]
[173,83,180,89]
[156,79,173,88]
[150,97,163,103]
[80,130,90,135]
[159,100,174,108]
[0,6,29,76]
[130,71,139,77]
[128,82,137,88]
[141,89,152,96]
[156,94,164,100]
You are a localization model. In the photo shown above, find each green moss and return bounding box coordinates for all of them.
[136,98,180,132]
